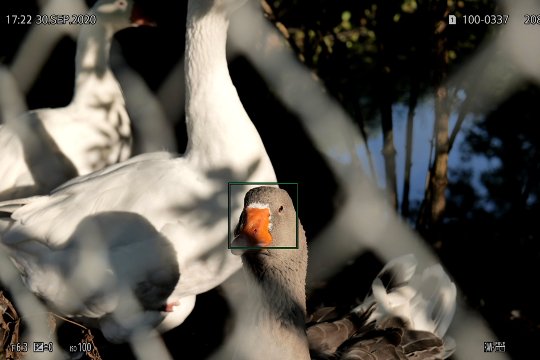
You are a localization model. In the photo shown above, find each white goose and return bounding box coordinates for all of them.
[0,0,276,342]
[0,0,151,201]
[226,186,456,359]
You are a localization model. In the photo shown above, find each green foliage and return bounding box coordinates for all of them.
[266,0,498,127]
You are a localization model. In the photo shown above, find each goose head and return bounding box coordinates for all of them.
[232,186,303,257]
[91,0,154,32]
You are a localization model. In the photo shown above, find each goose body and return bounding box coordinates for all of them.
[228,187,456,360]
[0,0,276,342]
[0,0,149,201]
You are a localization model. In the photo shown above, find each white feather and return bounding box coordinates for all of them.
[0,0,276,342]
[0,0,139,201]
[354,254,457,356]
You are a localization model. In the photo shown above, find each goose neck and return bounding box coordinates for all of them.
[184,8,229,88]
[183,2,276,177]
[240,240,311,359]
[72,22,122,106]
[184,10,230,134]
[184,6,259,165]
[242,272,311,359]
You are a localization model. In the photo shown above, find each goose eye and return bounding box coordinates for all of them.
[278,206,284,213]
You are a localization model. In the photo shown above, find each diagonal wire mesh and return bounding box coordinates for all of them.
[1,0,536,359]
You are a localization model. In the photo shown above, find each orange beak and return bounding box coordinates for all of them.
[232,207,273,251]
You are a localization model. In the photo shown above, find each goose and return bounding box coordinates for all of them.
[0,0,152,201]
[0,0,276,342]
[227,186,456,359]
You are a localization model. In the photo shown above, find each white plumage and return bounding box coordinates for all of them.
[0,0,148,201]
[353,254,457,357]
[0,0,276,342]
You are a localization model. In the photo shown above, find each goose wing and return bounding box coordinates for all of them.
[308,255,456,359]
[1,152,178,248]
[2,210,180,340]
[0,112,78,200]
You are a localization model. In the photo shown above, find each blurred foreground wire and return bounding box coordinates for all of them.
[2,0,538,358]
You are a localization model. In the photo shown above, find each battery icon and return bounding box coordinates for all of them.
[33,342,44,352]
